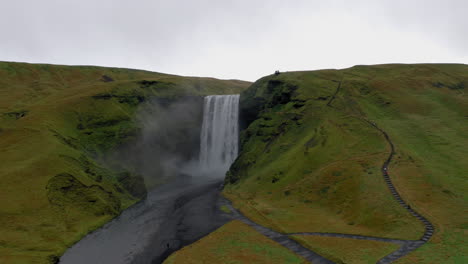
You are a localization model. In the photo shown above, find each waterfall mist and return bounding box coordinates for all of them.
[106,94,240,189]
[105,97,203,188]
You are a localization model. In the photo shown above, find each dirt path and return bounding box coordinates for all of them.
[326,80,342,107]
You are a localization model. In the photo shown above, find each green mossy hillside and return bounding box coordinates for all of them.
[164,220,307,264]
[0,61,249,264]
[225,64,468,263]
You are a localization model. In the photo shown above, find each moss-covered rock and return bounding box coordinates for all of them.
[46,173,120,216]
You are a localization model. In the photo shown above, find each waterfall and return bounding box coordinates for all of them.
[199,94,240,176]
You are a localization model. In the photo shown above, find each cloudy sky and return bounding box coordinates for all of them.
[1,0,466,81]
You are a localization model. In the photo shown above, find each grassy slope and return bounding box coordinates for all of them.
[290,235,400,264]
[0,62,249,264]
[163,220,308,264]
[224,64,468,263]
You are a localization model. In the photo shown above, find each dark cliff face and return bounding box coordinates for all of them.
[239,77,268,130]
[239,76,299,131]
[228,74,303,184]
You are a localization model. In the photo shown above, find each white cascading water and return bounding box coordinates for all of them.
[199,94,240,176]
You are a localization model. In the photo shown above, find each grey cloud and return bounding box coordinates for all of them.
[0,0,466,81]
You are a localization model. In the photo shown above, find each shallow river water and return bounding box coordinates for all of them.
[60,176,231,264]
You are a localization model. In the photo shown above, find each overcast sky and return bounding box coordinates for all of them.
[1,0,466,81]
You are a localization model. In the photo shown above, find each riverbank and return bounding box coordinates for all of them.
[60,176,231,264]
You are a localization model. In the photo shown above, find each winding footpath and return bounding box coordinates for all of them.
[277,117,434,263]
[293,79,434,263]
[219,81,436,264]
[365,120,434,263]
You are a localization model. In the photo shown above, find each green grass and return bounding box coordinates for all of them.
[3,62,467,263]
[290,235,400,264]
[163,220,307,264]
[0,61,249,264]
[220,205,232,214]
[225,64,468,263]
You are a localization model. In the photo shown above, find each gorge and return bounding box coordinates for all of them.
[60,94,241,264]
[1,62,466,264]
